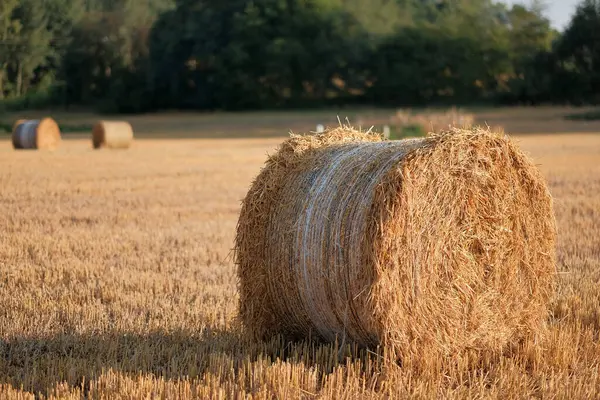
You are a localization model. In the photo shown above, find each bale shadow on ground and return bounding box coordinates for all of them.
[0,328,382,397]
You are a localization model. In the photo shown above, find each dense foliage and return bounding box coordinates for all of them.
[0,0,598,112]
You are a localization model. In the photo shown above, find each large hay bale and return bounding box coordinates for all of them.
[235,126,556,360]
[92,121,134,149]
[12,118,61,150]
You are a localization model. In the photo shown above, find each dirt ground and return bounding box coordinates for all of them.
[0,129,599,398]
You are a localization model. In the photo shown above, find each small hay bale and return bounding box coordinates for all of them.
[12,118,61,150]
[235,126,556,361]
[92,121,134,149]
[12,119,26,132]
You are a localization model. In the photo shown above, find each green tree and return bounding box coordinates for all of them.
[0,0,20,99]
[59,0,173,110]
[554,0,600,104]
[368,25,501,105]
[497,2,556,103]
[149,0,369,110]
[335,0,410,35]
[11,0,53,97]
[45,0,85,62]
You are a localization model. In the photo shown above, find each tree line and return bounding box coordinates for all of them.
[0,0,599,113]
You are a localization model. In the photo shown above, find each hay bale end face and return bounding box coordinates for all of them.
[12,118,61,150]
[235,126,556,360]
[92,121,134,149]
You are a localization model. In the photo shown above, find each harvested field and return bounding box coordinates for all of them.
[4,106,600,138]
[0,132,599,398]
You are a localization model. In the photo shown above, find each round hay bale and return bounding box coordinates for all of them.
[92,121,134,149]
[12,119,26,132]
[12,118,61,150]
[235,126,556,361]
[11,119,27,149]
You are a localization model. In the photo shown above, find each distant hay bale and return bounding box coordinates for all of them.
[12,119,26,132]
[12,118,61,150]
[92,121,134,149]
[235,126,556,361]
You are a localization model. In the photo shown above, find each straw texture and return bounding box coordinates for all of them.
[11,118,61,150]
[235,126,557,360]
[92,121,134,149]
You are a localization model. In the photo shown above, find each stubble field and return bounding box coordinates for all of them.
[0,127,599,398]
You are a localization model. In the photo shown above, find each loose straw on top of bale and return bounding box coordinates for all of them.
[12,118,61,150]
[235,125,557,361]
[92,121,134,149]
